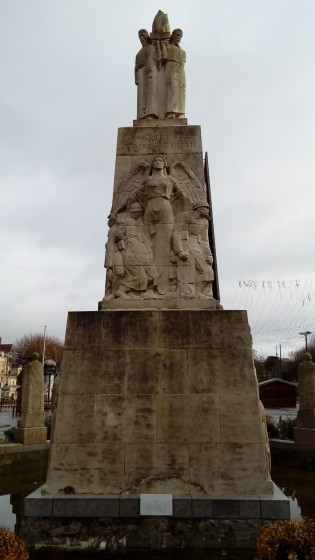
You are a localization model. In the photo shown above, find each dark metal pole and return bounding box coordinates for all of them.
[204,152,220,302]
[299,331,312,352]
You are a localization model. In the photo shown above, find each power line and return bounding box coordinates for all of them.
[0,266,103,275]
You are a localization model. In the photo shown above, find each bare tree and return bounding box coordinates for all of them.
[12,333,64,370]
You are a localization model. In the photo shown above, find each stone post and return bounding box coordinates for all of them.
[14,353,47,445]
[294,352,315,446]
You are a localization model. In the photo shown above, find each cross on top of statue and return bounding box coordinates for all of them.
[135,10,186,121]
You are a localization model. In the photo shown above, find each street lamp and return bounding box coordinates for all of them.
[299,331,312,351]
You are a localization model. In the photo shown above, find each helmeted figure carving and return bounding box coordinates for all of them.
[172,203,214,298]
[114,203,158,299]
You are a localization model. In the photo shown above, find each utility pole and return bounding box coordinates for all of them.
[42,325,47,367]
[299,331,312,352]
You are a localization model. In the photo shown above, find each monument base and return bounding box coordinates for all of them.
[22,484,289,550]
[14,426,47,445]
[294,427,315,446]
[42,309,273,497]
[133,118,188,127]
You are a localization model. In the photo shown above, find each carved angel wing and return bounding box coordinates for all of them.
[112,161,151,213]
[170,161,207,206]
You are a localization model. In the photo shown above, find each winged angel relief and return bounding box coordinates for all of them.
[104,155,214,300]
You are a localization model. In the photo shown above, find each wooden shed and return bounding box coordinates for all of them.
[258,378,297,408]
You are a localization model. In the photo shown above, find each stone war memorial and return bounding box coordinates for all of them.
[23,11,290,551]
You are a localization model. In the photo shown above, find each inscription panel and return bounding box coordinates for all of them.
[117,126,202,155]
[140,494,173,516]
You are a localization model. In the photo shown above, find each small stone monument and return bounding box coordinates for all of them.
[14,353,47,445]
[294,352,315,446]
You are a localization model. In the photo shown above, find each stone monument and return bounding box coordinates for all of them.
[14,353,47,445]
[294,352,315,446]
[22,11,289,550]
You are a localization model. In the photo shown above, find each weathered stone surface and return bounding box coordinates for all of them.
[116,127,202,159]
[187,347,257,395]
[156,394,220,443]
[14,427,47,445]
[189,443,272,495]
[220,394,263,443]
[14,354,47,445]
[94,395,156,443]
[43,309,273,497]
[124,443,190,493]
[125,348,188,394]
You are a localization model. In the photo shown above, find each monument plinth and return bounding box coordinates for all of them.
[22,10,289,550]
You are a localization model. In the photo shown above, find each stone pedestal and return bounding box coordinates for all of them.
[23,307,290,548]
[14,426,47,445]
[294,427,315,446]
[14,355,47,445]
[42,309,273,497]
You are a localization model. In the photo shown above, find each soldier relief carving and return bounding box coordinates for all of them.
[104,156,214,300]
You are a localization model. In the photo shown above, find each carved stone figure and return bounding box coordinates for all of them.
[165,29,186,119]
[135,29,159,120]
[113,202,158,299]
[104,213,125,297]
[172,203,214,298]
[296,352,315,428]
[107,156,210,298]
[132,156,180,294]
[135,12,186,120]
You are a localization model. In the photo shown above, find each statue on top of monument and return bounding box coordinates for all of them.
[135,11,186,120]
[135,29,159,120]
[165,28,186,119]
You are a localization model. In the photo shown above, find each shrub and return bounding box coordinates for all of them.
[0,527,29,559]
[266,415,279,438]
[277,416,296,440]
[3,427,15,442]
[255,518,315,560]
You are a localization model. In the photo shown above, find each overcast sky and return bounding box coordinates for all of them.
[1,0,314,358]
